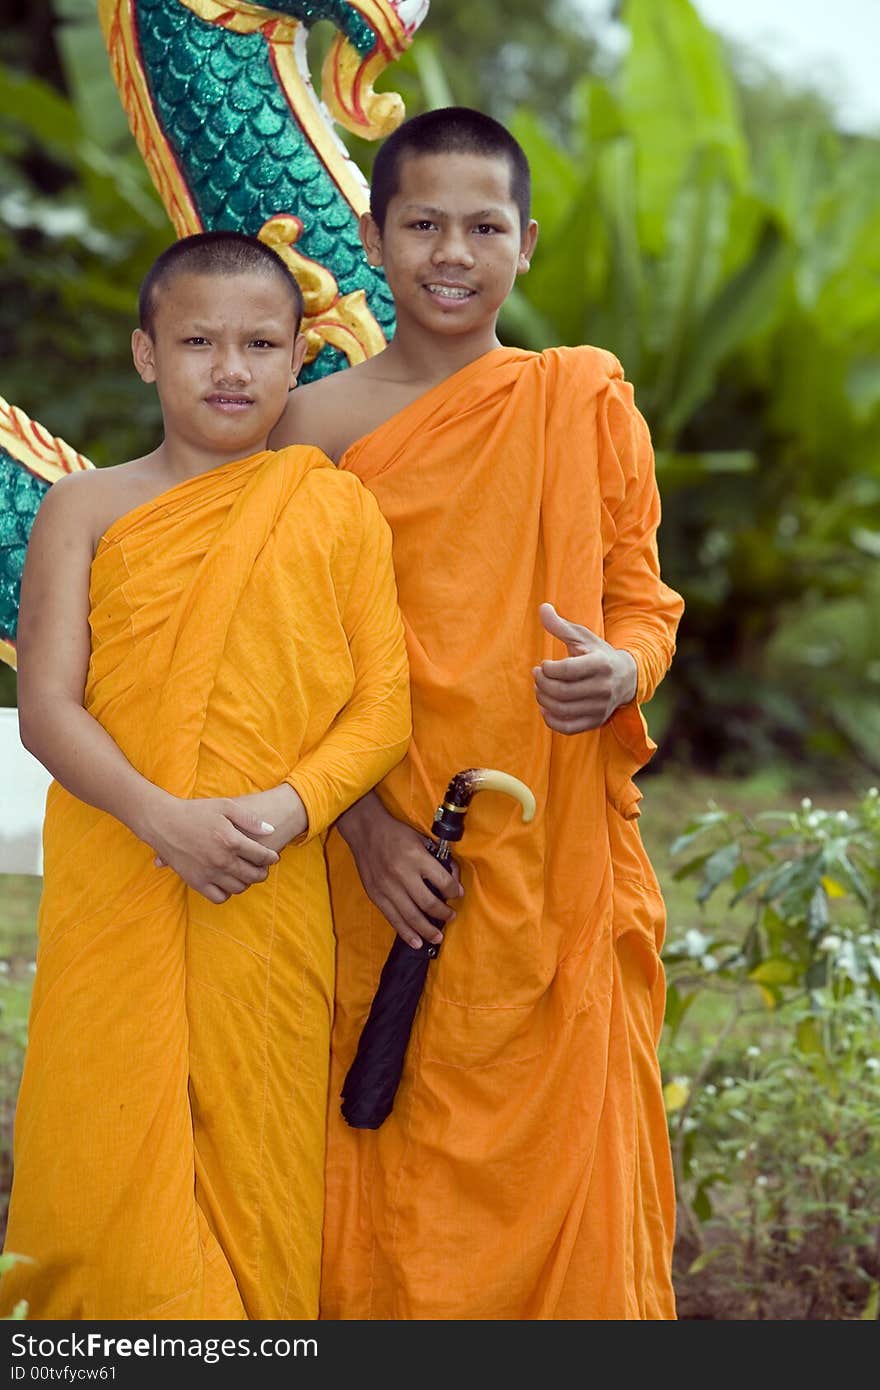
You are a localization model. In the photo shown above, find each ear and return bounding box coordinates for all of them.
[359,210,384,267]
[289,331,309,388]
[131,328,157,383]
[517,219,539,275]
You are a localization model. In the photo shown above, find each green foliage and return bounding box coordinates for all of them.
[1,0,879,774]
[0,1253,29,1320]
[662,787,880,1318]
[0,5,168,469]
[499,0,880,777]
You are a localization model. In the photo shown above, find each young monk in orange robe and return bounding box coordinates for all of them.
[271,108,684,1320]
[0,232,410,1320]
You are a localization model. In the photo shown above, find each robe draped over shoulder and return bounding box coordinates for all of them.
[321,346,684,1320]
[1,446,410,1320]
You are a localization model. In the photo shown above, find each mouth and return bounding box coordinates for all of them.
[205,393,254,413]
[423,283,476,303]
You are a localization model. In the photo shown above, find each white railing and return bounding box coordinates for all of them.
[0,707,51,875]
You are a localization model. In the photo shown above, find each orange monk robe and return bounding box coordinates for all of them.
[321,346,685,1320]
[0,446,410,1321]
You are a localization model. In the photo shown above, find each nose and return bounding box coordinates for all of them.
[431,226,475,270]
[212,345,251,386]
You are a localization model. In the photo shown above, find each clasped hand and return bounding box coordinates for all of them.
[148,783,307,905]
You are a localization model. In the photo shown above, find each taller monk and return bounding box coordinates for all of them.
[272,107,685,1320]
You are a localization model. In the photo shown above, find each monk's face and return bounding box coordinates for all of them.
[132,271,307,461]
[361,152,539,347]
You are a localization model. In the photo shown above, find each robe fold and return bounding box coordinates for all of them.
[1,445,411,1321]
[321,346,685,1320]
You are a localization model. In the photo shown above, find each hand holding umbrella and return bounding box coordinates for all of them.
[340,767,536,1130]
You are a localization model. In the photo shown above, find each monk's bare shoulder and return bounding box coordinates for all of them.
[270,355,424,463]
[266,378,349,462]
[32,456,161,557]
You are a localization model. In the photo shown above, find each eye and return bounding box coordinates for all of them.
[474,223,502,235]
[408,220,437,232]
[249,339,275,350]
[184,336,210,346]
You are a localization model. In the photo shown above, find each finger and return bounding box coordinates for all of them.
[228,860,270,887]
[534,653,602,683]
[421,845,465,898]
[154,855,167,868]
[421,868,463,903]
[375,894,444,950]
[212,871,259,897]
[413,881,457,924]
[388,880,449,941]
[534,670,608,704]
[540,708,602,734]
[537,694,605,724]
[228,833,280,867]
[201,883,230,905]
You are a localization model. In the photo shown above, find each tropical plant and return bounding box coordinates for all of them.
[501,0,880,774]
[662,787,880,1319]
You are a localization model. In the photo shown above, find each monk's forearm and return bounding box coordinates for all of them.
[287,709,410,842]
[335,789,383,847]
[18,697,170,844]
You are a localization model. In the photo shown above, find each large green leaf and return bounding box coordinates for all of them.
[661,220,792,442]
[620,0,748,254]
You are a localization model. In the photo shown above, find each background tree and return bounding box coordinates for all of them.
[1,1,878,784]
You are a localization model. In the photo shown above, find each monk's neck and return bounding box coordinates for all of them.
[379,324,503,389]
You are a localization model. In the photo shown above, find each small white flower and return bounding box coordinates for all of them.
[756,1175,769,1187]
[746,1045,760,1058]
[819,935,842,953]
[27,961,36,973]
[736,1148,747,1160]
[701,954,720,973]
[704,1084,717,1096]
[865,1058,880,1073]
[801,797,813,810]
[0,961,9,975]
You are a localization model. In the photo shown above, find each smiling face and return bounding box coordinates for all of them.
[131,269,306,465]
[361,151,538,355]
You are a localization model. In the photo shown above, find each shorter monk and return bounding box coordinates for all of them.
[0,231,411,1320]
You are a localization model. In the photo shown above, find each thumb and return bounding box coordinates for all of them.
[539,602,600,655]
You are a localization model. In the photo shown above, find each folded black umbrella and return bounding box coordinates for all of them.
[340,767,536,1129]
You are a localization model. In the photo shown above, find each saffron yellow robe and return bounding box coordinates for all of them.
[321,347,684,1320]
[1,446,410,1320]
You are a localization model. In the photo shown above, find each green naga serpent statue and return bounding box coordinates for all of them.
[0,0,429,670]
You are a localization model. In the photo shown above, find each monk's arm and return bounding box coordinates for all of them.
[533,373,682,736]
[16,476,280,904]
[283,487,412,841]
[598,379,684,704]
